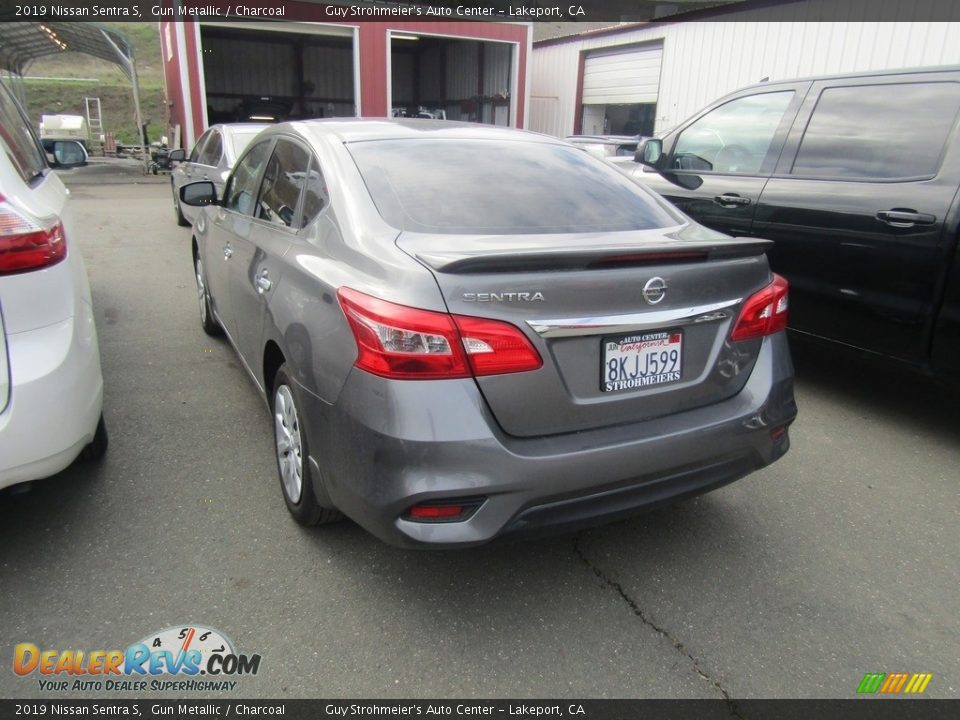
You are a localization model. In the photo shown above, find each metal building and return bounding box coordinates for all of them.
[161,17,531,149]
[530,0,960,138]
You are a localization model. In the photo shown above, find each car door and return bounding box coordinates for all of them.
[755,74,960,360]
[230,137,312,371]
[202,138,274,343]
[630,86,806,238]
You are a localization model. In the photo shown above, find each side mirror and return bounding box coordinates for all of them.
[180,181,218,207]
[50,140,88,168]
[168,148,186,162]
[634,138,663,168]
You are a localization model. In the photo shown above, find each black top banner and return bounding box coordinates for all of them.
[3,0,960,23]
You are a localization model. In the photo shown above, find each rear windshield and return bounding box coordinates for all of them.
[347,138,680,235]
[229,130,264,160]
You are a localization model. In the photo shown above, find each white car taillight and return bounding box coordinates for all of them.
[0,194,66,276]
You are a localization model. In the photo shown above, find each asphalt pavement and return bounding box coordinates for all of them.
[1,171,957,700]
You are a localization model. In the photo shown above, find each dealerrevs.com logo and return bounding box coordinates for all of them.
[13,625,261,692]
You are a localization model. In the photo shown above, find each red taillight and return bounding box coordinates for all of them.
[731,274,789,341]
[337,287,542,380]
[0,195,66,276]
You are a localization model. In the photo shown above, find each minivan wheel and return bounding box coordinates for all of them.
[194,253,221,336]
[173,183,189,226]
[272,364,342,526]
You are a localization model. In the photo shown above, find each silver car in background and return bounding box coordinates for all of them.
[180,119,797,548]
[170,123,268,226]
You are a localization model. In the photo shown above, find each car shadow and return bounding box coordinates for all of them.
[788,334,960,447]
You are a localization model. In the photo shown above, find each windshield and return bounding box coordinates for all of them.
[347,138,681,235]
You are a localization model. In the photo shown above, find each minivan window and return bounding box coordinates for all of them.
[348,139,680,234]
[225,140,272,216]
[672,91,794,175]
[0,85,47,185]
[791,82,960,180]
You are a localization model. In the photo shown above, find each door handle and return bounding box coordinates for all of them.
[256,270,272,293]
[714,193,751,207]
[876,209,936,227]
[223,244,232,259]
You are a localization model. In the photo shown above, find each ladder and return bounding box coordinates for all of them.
[84,97,103,153]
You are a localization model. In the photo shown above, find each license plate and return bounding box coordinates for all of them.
[601,330,683,392]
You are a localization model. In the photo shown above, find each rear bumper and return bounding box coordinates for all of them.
[0,304,103,489]
[306,333,796,548]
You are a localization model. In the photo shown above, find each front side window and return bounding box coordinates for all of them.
[0,85,46,184]
[672,91,794,175]
[791,82,960,180]
[225,140,272,216]
[348,139,680,235]
[256,139,311,229]
[198,131,223,166]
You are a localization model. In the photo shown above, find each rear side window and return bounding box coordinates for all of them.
[198,131,223,166]
[256,139,310,229]
[348,139,680,235]
[791,82,960,180]
[300,156,329,227]
[0,85,47,185]
[188,130,210,163]
[225,140,272,216]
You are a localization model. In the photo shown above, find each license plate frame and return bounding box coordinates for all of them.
[601,329,683,392]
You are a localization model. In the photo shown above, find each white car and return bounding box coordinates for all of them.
[0,82,107,492]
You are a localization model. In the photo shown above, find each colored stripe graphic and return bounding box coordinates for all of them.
[857,673,886,694]
[904,674,933,694]
[880,672,909,693]
[859,672,932,695]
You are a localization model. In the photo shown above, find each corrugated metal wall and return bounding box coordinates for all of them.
[203,36,297,96]
[390,37,513,125]
[201,30,355,119]
[530,0,960,137]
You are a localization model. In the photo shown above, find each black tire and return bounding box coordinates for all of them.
[81,414,108,461]
[173,183,189,226]
[271,364,343,526]
[194,251,222,336]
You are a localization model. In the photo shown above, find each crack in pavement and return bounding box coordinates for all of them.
[573,532,745,719]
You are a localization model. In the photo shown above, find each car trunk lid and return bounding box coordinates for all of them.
[398,227,774,437]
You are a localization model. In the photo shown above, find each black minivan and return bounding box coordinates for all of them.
[625,66,960,379]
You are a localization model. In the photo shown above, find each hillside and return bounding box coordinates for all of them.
[22,22,166,145]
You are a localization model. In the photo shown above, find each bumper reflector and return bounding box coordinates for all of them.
[404,499,484,523]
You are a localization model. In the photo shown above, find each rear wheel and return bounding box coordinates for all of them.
[272,364,342,526]
[173,183,189,226]
[194,252,221,336]
[81,414,108,461]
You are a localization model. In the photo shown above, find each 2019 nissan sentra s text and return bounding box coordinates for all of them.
[181,119,797,548]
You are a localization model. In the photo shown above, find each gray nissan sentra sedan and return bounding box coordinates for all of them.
[179,119,797,548]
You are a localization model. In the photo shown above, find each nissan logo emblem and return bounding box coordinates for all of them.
[642,277,668,305]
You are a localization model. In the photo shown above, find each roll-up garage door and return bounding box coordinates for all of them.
[582,43,663,105]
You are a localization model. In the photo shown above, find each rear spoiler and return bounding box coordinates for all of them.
[401,235,773,274]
